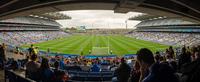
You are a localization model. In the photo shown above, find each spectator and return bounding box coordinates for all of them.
[154,52,161,63]
[136,48,155,82]
[28,44,34,55]
[110,62,120,71]
[80,60,90,71]
[7,60,18,70]
[143,62,179,82]
[37,58,54,82]
[114,58,131,82]
[178,47,191,70]
[15,46,20,54]
[55,58,65,70]
[33,47,39,55]
[181,50,200,82]
[25,54,40,80]
[166,48,175,63]
[91,61,101,72]
[129,61,141,82]
[54,61,69,82]
[0,44,6,69]
[169,46,175,59]
[70,62,82,71]
[191,47,198,61]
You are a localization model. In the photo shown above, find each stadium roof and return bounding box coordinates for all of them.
[0,0,200,23]
[128,14,168,21]
[134,17,197,28]
[29,12,71,20]
[0,16,62,27]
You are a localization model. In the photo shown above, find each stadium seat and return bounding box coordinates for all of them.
[71,72,88,81]
[102,75,113,81]
[68,70,78,76]
[100,71,114,81]
[101,72,114,76]
[87,72,102,81]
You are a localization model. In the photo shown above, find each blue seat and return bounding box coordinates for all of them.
[67,70,78,76]
[78,71,88,76]
[101,71,114,75]
[101,72,113,81]
[87,72,102,81]
[88,72,100,76]
[101,70,113,72]
[68,71,78,81]
[67,71,114,81]
[102,75,113,81]
[71,72,88,81]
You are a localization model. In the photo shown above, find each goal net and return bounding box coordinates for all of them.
[91,47,109,55]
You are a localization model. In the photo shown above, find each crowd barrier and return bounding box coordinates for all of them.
[4,69,36,82]
[68,70,114,82]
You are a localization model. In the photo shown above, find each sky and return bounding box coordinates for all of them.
[56,10,142,29]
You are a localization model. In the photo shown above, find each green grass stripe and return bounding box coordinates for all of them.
[20,34,171,56]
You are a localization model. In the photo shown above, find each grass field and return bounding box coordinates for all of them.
[22,35,169,56]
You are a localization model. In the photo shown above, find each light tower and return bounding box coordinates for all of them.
[125,20,128,29]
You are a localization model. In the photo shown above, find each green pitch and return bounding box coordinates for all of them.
[22,35,169,56]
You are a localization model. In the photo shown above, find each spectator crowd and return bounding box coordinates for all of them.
[0,31,69,46]
[0,31,200,82]
[1,42,200,82]
[127,32,200,46]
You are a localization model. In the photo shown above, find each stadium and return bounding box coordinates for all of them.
[0,0,200,82]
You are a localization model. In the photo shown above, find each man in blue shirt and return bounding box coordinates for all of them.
[91,61,100,72]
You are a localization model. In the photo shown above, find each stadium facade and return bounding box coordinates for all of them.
[0,16,61,31]
[129,14,200,33]
[0,12,71,31]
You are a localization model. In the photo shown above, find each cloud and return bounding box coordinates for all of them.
[56,10,142,29]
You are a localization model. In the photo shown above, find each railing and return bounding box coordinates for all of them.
[4,69,114,82]
[4,69,36,82]
[67,70,114,82]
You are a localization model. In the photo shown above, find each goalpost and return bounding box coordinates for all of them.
[91,47,109,55]
[90,35,111,55]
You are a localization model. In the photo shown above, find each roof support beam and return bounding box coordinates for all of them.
[170,0,200,14]
[142,0,200,22]
[114,0,146,13]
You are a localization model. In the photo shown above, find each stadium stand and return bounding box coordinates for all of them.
[3,42,200,82]
[1,13,200,82]
[0,31,68,46]
[0,16,61,27]
[0,13,72,82]
[127,32,200,46]
[1,0,200,82]
[0,13,70,46]
[127,14,200,46]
